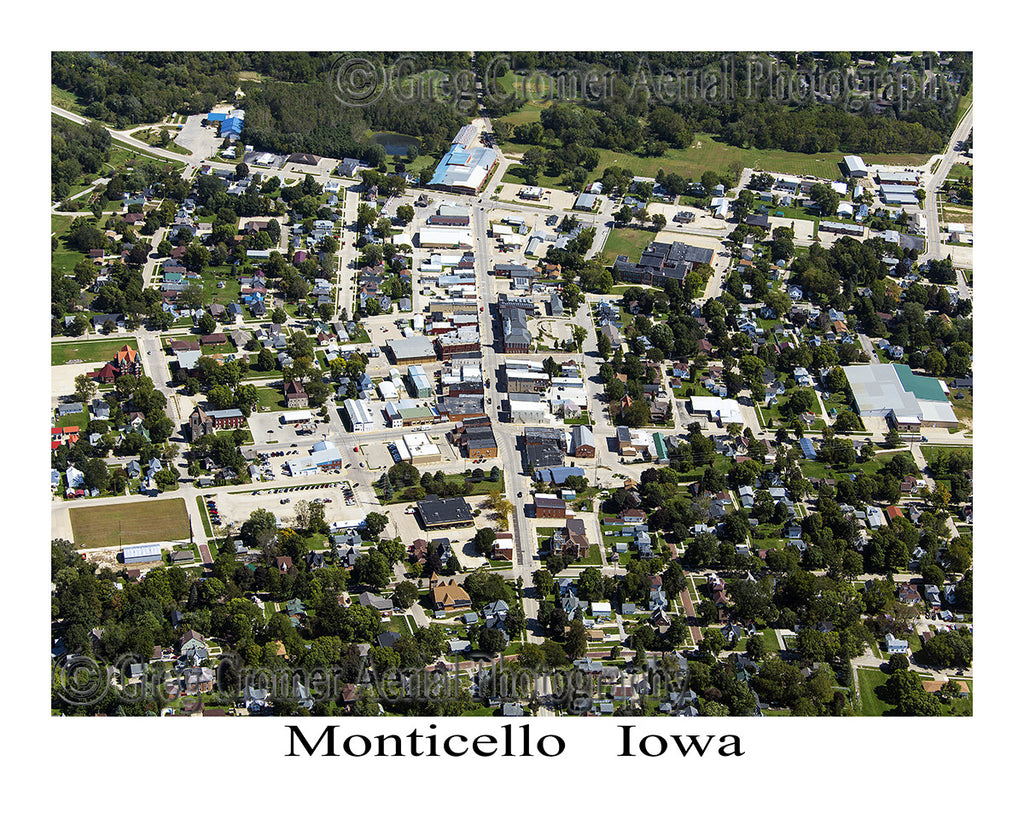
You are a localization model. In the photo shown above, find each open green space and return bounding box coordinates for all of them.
[921,446,973,470]
[379,472,504,504]
[602,227,656,263]
[504,132,932,192]
[855,667,894,716]
[497,99,552,128]
[52,85,85,114]
[948,389,972,425]
[56,410,90,429]
[195,497,214,538]
[52,338,136,366]
[948,163,973,181]
[70,498,191,548]
[759,628,781,654]
[255,385,288,412]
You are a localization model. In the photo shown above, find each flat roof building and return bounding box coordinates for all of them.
[689,395,744,426]
[878,185,920,206]
[843,363,957,427]
[285,441,346,476]
[388,336,437,364]
[417,495,475,529]
[429,144,497,194]
[402,432,442,465]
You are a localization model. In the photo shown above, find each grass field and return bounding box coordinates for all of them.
[948,163,973,181]
[497,100,552,128]
[502,132,932,191]
[920,446,973,474]
[52,338,135,365]
[255,385,288,412]
[51,84,85,114]
[956,88,973,124]
[855,667,894,716]
[949,389,973,425]
[70,498,191,548]
[603,227,657,262]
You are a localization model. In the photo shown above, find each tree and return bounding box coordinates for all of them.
[809,182,840,216]
[396,204,414,224]
[73,374,97,403]
[532,569,554,598]
[565,620,588,659]
[196,311,217,336]
[352,550,392,588]
[473,527,496,557]
[478,627,506,655]
[650,213,667,231]
[362,511,389,540]
[240,509,278,551]
[392,581,418,610]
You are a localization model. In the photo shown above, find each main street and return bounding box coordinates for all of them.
[920,103,973,268]
[471,199,545,643]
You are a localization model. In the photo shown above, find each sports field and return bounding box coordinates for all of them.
[69,498,191,548]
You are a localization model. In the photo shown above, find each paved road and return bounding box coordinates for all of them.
[858,332,880,365]
[920,104,973,265]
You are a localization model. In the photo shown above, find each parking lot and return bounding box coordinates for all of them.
[202,480,366,531]
[173,114,222,159]
[247,411,331,447]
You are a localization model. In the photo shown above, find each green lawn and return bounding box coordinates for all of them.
[759,628,781,654]
[921,446,973,470]
[379,473,505,505]
[52,338,135,366]
[948,163,973,181]
[955,88,973,124]
[195,497,214,538]
[255,385,288,412]
[948,390,973,425]
[503,132,932,191]
[570,543,603,567]
[602,227,657,263]
[496,99,552,128]
[856,667,895,716]
[69,498,191,548]
[56,410,89,430]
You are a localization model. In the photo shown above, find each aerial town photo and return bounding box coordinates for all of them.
[50,51,975,718]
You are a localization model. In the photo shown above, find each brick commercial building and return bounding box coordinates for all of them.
[462,424,498,459]
[188,406,245,441]
[613,241,715,288]
[534,494,568,519]
[570,425,596,458]
[501,308,531,354]
[437,395,486,423]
